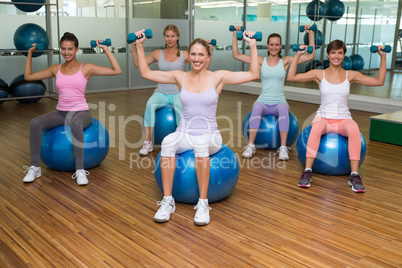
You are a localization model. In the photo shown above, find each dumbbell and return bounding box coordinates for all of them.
[299,24,317,32]
[370,45,392,53]
[90,38,111,48]
[25,42,44,51]
[127,29,153,44]
[236,31,262,41]
[229,25,246,32]
[292,44,313,54]
[209,39,217,46]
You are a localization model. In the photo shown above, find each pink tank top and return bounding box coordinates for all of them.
[55,64,89,111]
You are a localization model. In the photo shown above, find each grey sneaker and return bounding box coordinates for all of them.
[139,141,153,156]
[23,166,41,183]
[242,144,256,158]
[277,146,290,161]
[348,174,365,193]
[298,170,312,188]
[194,200,211,226]
[154,197,175,223]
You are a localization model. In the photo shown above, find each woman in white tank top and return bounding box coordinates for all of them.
[287,39,387,193]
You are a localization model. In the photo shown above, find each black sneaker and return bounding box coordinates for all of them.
[348,174,365,193]
[298,170,312,188]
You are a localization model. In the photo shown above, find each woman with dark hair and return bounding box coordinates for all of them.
[232,27,316,160]
[22,32,122,185]
[134,29,259,226]
[287,39,387,192]
[131,24,214,156]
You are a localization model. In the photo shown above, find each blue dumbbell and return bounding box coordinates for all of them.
[209,39,217,46]
[299,24,317,32]
[90,38,111,48]
[229,25,246,32]
[25,42,44,51]
[127,29,153,44]
[292,44,313,54]
[370,45,391,53]
[236,31,262,41]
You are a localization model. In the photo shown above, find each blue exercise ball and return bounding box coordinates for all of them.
[0,78,9,105]
[40,118,110,171]
[12,0,45,12]
[305,59,324,72]
[323,59,330,69]
[325,0,345,21]
[14,23,49,57]
[242,112,299,149]
[296,125,367,175]
[304,29,323,48]
[153,105,178,145]
[306,0,326,21]
[350,54,365,71]
[341,56,352,70]
[10,74,46,103]
[154,144,239,204]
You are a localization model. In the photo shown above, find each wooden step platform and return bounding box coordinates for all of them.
[370,110,402,145]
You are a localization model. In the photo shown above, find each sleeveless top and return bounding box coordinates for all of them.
[154,50,185,95]
[316,70,352,119]
[176,73,219,136]
[256,58,287,105]
[55,64,89,111]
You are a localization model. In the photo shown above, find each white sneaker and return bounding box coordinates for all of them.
[194,199,211,226]
[72,169,89,186]
[139,141,153,156]
[154,197,175,223]
[242,144,256,158]
[23,166,41,183]
[277,146,290,161]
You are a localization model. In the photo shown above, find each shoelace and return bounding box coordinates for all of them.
[243,145,255,154]
[301,171,311,181]
[194,203,212,212]
[142,142,152,149]
[351,174,363,185]
[72,170,90,179]
[23,166,36,174]
[156,200,172,212]
[277,146,291,154]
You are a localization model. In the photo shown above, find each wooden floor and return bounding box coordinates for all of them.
[1,90,402,267]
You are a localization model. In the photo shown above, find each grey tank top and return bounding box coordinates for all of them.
[154,50,185,95]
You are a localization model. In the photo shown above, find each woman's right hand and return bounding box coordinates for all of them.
[134,29,147,45]
[28,43,37,53]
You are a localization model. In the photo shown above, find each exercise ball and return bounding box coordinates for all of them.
[323,59,330,69]
[152,105,178,145]
[304,29,323,48]
[242,112,299,149]
[0,78,9,105]
[14,23,49,57]
[154,144,239,204]
[12,0,45,12]
[325,0,345,21]
[296,125,367,175]
[341,56,352,70]
[305,60,324,72]
[350,54,365,71]
[40,118,110,171]
[306,0,326,21]
[10,74,46,103]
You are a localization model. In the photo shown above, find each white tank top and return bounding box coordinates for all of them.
[316,70,352,119]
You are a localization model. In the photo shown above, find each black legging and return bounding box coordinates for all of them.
[29,110,93,169]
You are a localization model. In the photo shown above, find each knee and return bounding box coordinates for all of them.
[30,117,42,130]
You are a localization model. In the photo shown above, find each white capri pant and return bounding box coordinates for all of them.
[161,131,223,158]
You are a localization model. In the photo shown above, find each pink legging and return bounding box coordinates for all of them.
[306,117,361,160]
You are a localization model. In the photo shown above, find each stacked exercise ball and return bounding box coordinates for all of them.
[304,30,323,48]
[0,79,10,105]
[242,112,299,149]
[12,0,45,12]
[350,54,365,71]
[10,74,46,103]
[154,144,239,204]
[296,125,367,175]
[14,23,49,57]
[305,60,324,72]
[325,0,345,21]
[341,56,352,70]
[306,0,326,21]
[40,118,110,171]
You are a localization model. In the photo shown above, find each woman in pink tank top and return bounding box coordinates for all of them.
[287,39,387,193]
[134,29,260,226]
[22,32,122,186]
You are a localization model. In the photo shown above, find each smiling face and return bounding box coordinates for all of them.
[164,30,179,49]
[60,41,78,62]
[327,48,345,66]
[267,36,282,57]
[188,42,210,71]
